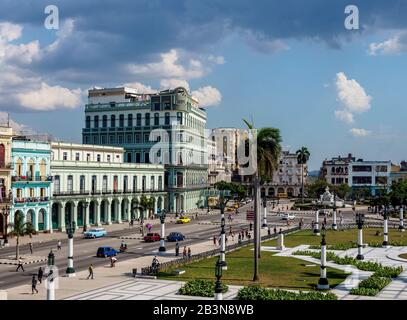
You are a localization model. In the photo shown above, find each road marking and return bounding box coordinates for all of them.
[137,247,143,250]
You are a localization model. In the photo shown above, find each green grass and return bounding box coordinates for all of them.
[399,253,407,260]
[263,228,407,248]
[158,246,349,290]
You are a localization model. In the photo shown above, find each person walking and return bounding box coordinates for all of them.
[229,226,233,236]
[213,235,217,246]
[57,241,62,251]
[29,242,33,255]
[175,242,180,256]
[187,247,191,259]
[238,233,242,244]
[225,236,228,246]
[87,264,94,279]
[231,232,235,242]
[16,258,25,272]
[31,275,38,294]
[268,227,271,235]
[110,256,117,267]
[38,267,43,284]
[183,246,187,259]
[274,227,277,235]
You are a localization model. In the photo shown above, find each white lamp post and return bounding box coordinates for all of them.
[262,197,267,228]
[47,250,55,300]
[332,193,337,231]
[159,210,166,252]
[356,213,364,260]
[65,221,76,277]
[399,205,405,232]
[314,209,320,236]
[317,226,329,290]
[383,207,389,248]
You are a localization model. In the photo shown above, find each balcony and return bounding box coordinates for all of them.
[14,197,50,204]
[0,197,12,204]
[53,191,90,197]
[12,176,52,182]
[0,162,12,170]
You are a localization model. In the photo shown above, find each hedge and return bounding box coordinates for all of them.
[178,279,228,297]
[237,285,338,300]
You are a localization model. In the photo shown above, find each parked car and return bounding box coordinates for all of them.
[176,216,191,224]
[281,213,295,220]
[96,246,118,258]
[143,233,161,242]
[84,228,107,239]
[167,232,185,242]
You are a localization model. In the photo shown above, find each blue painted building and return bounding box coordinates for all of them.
[11,138,52,232]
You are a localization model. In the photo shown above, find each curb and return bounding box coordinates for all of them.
[0,258,47,265]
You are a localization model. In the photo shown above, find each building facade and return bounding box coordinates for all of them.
[50,142,165,231]
[0,126,13,236]
[261,151,307,198]
[82,86,208,212]
[321,154,391,196]
[390,162,407,184]
[10,138,52,232]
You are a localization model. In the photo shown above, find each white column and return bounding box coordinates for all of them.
[46,268,55,300]
[66,236,75,277]
[357,228,364,260]
[220,207,227,270]
[84,203,90,228]
[215,291,223,300]
[95,202,101,227]
[106,200,112,225]
[332,209,337,230]
[277,233,285,250]
[317,241,329,289]
[159,217,166,252]
[314,210,320,235]
[262,204,267,228]
[117,199,122,223]
[47,206,53,234]
[399,207,405,231]
[33,208,39,231]
[59,203,66,232]
[383,216,389,247]
[73,203,78,229]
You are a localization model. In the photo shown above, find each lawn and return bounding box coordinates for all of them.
[158,246,349,290]
[263,228,407,248]
[399,253,407,260]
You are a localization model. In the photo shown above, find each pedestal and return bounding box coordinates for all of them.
[277,233,285,250]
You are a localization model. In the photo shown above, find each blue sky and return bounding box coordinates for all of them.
[1,0,407,170]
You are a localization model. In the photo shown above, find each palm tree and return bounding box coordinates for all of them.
[135,195,155,236]
[8,213,36,260]
[296,147,310,203]
[243,119,282,281]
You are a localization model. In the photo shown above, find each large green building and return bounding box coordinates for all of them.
[82,86,208,213]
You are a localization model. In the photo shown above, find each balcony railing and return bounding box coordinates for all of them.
[14,197,50,203]
[53,191,90,197]
[0,197,12,204]
[12,176,52,182]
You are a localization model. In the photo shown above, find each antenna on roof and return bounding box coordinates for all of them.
[7,113,10,128]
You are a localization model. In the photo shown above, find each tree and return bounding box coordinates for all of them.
[214,181,247,201]
[134,195,155,236]
[307,179,330,199]
[331,183,352,200]
[390,181,407,207]
[8,213,36,260]
[296,147,310,202]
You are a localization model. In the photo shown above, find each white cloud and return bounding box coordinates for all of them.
[334,110,354,124]
[4,40,40,65]
[16,82,82,111]
[0,22,22,42]
[349,128,371,137]
[208,55,225,65]
[191,86,222,107]
[128,49,206,80]
[160,79,190,92]
[368,31,407,56]
[334,72,372,124]
[243,30,289,54]
[123,82,156,94]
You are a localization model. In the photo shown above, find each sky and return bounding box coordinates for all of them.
[1,0,407,170]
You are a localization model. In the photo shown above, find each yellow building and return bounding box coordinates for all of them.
[0,126,13,237]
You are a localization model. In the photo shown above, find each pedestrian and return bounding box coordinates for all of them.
[231,232,235,242]
[248,232,251,240]
[87,264,94,279]
[274,227,277,235]
[238,233,242,244]
[31,275,38,294]
[183,246,187,259]
[249,222,253,231]
[38,267,43,284]
[229,226,232,236]
[16,257,25,272]
[175,242,180,256]
[110,256,118,267]
[213,235,217,246]
[57,241,62,251]
[187,247,191,259]
[29,242,33,255]
[268,227,271,235]
[279,228,282,234]
[225,236,228,245]
[324,216,327,225]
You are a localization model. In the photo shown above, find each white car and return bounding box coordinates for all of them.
[281,213,295,220]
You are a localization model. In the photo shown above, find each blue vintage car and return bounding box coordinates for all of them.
[84,228,107,239]
[167,232,185,242]
[96,246,118,258]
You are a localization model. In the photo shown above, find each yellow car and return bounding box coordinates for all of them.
[226,207,234,212]
[176,216,191,224]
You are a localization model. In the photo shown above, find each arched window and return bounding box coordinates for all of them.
[111,114,116,128]
[0,144,5,167]
[54,175,60,194]
[150,176,155,190]
[133,176,137,191]
[123,176,128,192]
[86,116,91,128]
[154,113,159,126]
[94,115,99,128]
[119,114,124,127]
[102,175,108,192]
[67,175,73,192]
[177,112,182,125]
[128,114,133,127]
[80,175,86,193]
[158,176,162,191]
[27,159,35,180]
[136,113,141,126]
[145,113,150,126]
[165,112,170,125]
[39,159,46,179]
[102,115,108,128]
[142,176,146,192]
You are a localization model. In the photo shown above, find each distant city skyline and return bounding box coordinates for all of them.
[1,0,407,170]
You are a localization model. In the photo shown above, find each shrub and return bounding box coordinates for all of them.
[178,279,228,297]
[309,243,357,251]
[350,287,379,296]
[236,285,337,300]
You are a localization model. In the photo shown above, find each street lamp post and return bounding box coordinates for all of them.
[399,204,405,232]
[317,226,329,290]
[332,193,337,231]
[314,208,320,236]
[159,210,166,252]
[356,213,365,260]
[1,205,10,245]
[47,250,55,300]
[383,206,389,248]
[83,201,89,233]
[214,257,223,300]
[65,221,76,277]
[262,197,267,229]
[219,190,230,270]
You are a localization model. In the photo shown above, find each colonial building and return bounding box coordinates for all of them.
[0,126,13,236]
[10,138,52,232]
[82,86,208,212]
[390,162,407,184]
[261,151,307,198]
[50,142,165,231]
[321,154,391,196]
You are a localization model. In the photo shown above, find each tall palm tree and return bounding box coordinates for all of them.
[135,195,155,236]
[8,213,36,260]
[243,119,282,281]
[296,147,310,203]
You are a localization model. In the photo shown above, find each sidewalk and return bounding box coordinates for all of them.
[5,222,277,300]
